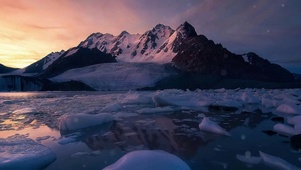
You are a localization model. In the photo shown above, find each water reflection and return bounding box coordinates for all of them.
[79,108,272,162]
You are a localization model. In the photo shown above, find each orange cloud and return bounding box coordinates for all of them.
[0,0,146,68]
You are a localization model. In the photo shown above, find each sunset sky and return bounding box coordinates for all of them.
[0,0,300,73]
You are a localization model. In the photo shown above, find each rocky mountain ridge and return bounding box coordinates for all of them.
[0,21,299,91]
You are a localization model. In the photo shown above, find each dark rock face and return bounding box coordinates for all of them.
[172,21,197,53]
[244,52,295,82]
[0,64,17,74]
[39,47,117,78]
[172,35,295,82]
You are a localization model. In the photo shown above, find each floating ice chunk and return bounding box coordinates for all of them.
[0,134,56,170]
[152,91,212,108]
[236,154,261,164]
[137,107,174,114]
[58,113,113,131]
[273,123,297,136]
[101,103,122,112]
[241,92,260,104]
[276,103,301,114]
[261,97,280,108]
[103,150,190,170]
[288,116,301,125]
[259,151,301,170]
[12,107,36,114]
[121,93,152,105]
[212,100,243,109]
[198,117,231,136]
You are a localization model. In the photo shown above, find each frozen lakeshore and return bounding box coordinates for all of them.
[1,89,301,169]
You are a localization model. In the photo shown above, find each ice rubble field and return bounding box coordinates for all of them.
[0,88,301,169]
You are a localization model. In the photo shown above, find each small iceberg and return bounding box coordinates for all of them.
[276,103,301,115]
[288,115,301,125]
[259,151,301,170]
[0,134,56,170]
[236,154,261,164]
[58,112,113,131]
[103,150,190,170]
[199,117,231,136]
[273,123,297,136]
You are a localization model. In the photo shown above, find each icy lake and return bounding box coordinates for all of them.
[1,89,301,170]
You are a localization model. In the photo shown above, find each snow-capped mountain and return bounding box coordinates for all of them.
[1,21,297,91]
[25,50,65,73]
[23,22,198,75]
[78,21,197,63]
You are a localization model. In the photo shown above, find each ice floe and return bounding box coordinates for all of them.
[58,112,113,131]
[137,106,174,114]
[103,150,190,170]
[199,117,231,136]
[101,103,122,112]
[259,151,301,170]
[12,107,37,114]
[236,154,261,164]
[121,93,152,105]
[0,134,56,170]
[240,92,260,104]
[152,90,212,108]
[276,103,301,115]
[288,115,301,125]
[273,123,297,136]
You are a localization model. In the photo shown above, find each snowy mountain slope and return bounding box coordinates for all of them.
[39,47,116,78]
[21,21,198,75]
[78,22,197,63]
[24,50,65,73]
[51,63,175,90]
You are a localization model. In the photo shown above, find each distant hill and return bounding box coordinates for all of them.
[0,64,18,74]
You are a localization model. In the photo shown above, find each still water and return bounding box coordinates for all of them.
[0,91,300,170]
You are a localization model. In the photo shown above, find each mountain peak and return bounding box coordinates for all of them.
[151,23,173,33]
[176,21,197,38]
[119,30,129,36]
